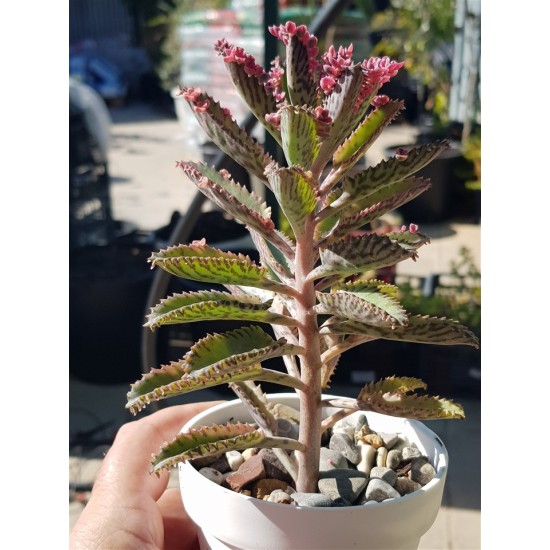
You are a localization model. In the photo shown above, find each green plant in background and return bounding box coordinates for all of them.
[370,0,456,127]
[126,21,478,493]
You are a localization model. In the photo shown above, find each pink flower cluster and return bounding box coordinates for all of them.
[177,86,210,113]
[319,44,354,94]
[355,56,404,110]
[268,21,319,76]
[264,57,286,102]
[214,38,264,78]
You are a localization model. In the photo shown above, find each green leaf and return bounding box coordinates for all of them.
[249,229,294,281]
[358,393,465,420]
[312,64,364,172]
[145,291,298,330]
[320,314,480,348]
[315,291,404,328]
[126,326,305,413]
[224,60,281,143]
[286,34,317,106]
[182,89,274,183]
[308,233,418,281]
[332,100,404,173]
[326,281,408,326]
[151,423,304,473]
[266,165,317,237]
[149,241,294,294]
[180,161,273,230]
[320,178,432,243]
[358,376,427,400]
[280,106,320,169]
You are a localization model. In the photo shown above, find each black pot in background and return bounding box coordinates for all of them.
[70,237,154,385]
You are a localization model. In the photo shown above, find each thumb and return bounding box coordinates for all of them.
[157,487,200,550]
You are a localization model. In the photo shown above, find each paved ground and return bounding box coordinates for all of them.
[70,101,481,548]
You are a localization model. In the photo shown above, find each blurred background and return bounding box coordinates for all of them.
[69,1,481,545]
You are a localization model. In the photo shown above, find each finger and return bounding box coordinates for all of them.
[157,488,200,550]
[93,401,224,501]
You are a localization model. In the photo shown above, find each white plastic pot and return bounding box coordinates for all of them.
[179,393,448,550]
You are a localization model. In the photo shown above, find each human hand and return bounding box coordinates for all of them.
[70,401,223,550]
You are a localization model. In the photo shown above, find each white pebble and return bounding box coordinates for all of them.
[226,450,244,471]
[198,467,224,485]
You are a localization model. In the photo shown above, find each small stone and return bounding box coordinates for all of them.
[190,452,223,469]
[356,443,377,476]
[386,449,403,470]
[409,458,436,486]
[258,449,294,484]
[267,490,292,504]
[209,454,231,474]
[402,447,424,462]
[394,477,422,496]
[291,492,334,507]
[358,433,385,448]
[355,414,369,435]
[364,478,401,502]
[319,447,348,472]
[369,466,398,487]
[241,448,258,460]
[252,479,292,500]
[329,433,360,464]
[376,447,388,468]
[332,418,355,440]
[198,467,224,485]
[276,418,300,440]
[272,403,300,424]
[226,454,266,492]
[391,435,411,451]
[379,432,399,450]
[226,450,244,471]
[330,497,352,507]
[318,469,368,504]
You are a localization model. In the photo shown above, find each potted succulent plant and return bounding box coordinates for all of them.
[126,21,479,550]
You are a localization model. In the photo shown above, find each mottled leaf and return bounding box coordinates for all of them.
[286,34,317,106]
[266,165,317,237]
[224,60,281,142]
[182,89,274,183]
[312,64,364,172]
[332,100,404,174]
[320,179,432,243]
[280,105,320,169]
[322,281,408,326]
[315,291,402,327]
[357,393,465,420]
[358,376,427,400]
[151,423,304,472]
[249,229,294,281]
[308,233,417,281]
[149,240,294,294]
[320,314,480,348]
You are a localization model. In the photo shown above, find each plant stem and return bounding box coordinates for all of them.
[294,217,323,493]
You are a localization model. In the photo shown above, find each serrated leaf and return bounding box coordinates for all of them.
[332,100,404,173]
[280,105,320,169]
[320,179,432,244]
[358,376,427,400]
[358,393,465,420]
[267,165,317,237]
[312,64,364,172]
[224,60,281,143]
[315,291,403,327]
[149,241,294,294]
[320,314,480,348]
[384,230,431,252]
[286,34,317,106]
[182,89,274,183]
[151,423,304,473]
[321,282,408,326]
[249,229,294,281]
[308,233,417,281]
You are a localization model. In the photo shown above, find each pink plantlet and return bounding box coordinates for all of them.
[320,76,337,94]
[354,57,404,111]
[178,86,203,102]
[265,112,281,130]
[219,169,231,179]
[264,57,286,102]
[395,148,409,161]
[214,38,230,54]
[372,95,390,108]
[409,223,419,234]
[269,21,319,76]
[193,99,210,113]
[400,225,407,232]
[313,106,332,136]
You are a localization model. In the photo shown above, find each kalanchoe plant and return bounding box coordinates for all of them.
[126,21,479,494]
